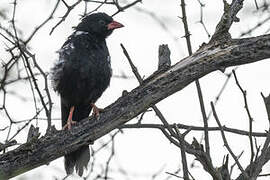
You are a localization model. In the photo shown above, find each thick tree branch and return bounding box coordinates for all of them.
[0,34,270,179]
[211,0,244,42]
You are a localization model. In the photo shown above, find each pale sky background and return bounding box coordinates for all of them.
[1,0,270,179]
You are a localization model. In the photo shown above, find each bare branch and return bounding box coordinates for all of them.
[180,0,210,158]
[25,0,60,43]
[120,43,177,138]
[196,0,211,38]
[121,123,267,137]
[49,0,82,35]
[240,16,270,37]
[211,0,244,41]
[236,132,270,179]
[112,0,142,16]
[211,102,249,179]
[232,70,255,164]
[174,125,190,180]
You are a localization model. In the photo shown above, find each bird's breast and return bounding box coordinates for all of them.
[52,36,112,106]
[62,56,111,105]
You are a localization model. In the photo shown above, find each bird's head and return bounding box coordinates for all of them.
[75,13,124,39]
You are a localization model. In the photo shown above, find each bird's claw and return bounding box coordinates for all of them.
[91,103,104,120]
[62,119,76,130]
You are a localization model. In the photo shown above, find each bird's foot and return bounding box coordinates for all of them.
[91,103,104,119]
[62,119,76,130]
[62,106,76,130]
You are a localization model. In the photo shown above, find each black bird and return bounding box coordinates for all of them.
[51,12,123,176]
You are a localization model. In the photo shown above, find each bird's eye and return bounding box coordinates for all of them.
[99,20,105,25]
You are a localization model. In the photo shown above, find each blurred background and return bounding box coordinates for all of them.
[0,0,270,179]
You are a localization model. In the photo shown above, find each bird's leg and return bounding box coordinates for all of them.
[62,106,77,130]
[91,103,104,117]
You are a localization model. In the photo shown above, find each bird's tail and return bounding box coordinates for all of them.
[61,99,91,176]
[64,145,90,176]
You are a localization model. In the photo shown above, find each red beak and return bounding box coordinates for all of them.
[107,21,124,30]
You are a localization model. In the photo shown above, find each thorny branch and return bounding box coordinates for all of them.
[49,0,141,34]
[49,0,82,35]
[180,0,210,159]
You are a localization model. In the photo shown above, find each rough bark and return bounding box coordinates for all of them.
[0,34,270,179]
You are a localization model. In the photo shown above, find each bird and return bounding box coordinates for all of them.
[51,12,123,176]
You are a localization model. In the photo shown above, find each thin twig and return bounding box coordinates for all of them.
[165,172,182,178]
[49,0,82,35]
[229,151,244,178]
[121,123,267,137]
[240,16,270,37]
[22,48,53,131]
[120,43,177,137]
[254,0,259,10]
[120,43,143,84]
[180,0,210,157]
[112,0,142,16]
[25,0,60,43]
[196,0,210,38]
[104,134,116,180]
[232,70,254,164]
[211,102,249,179]
[174,125,190,180]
